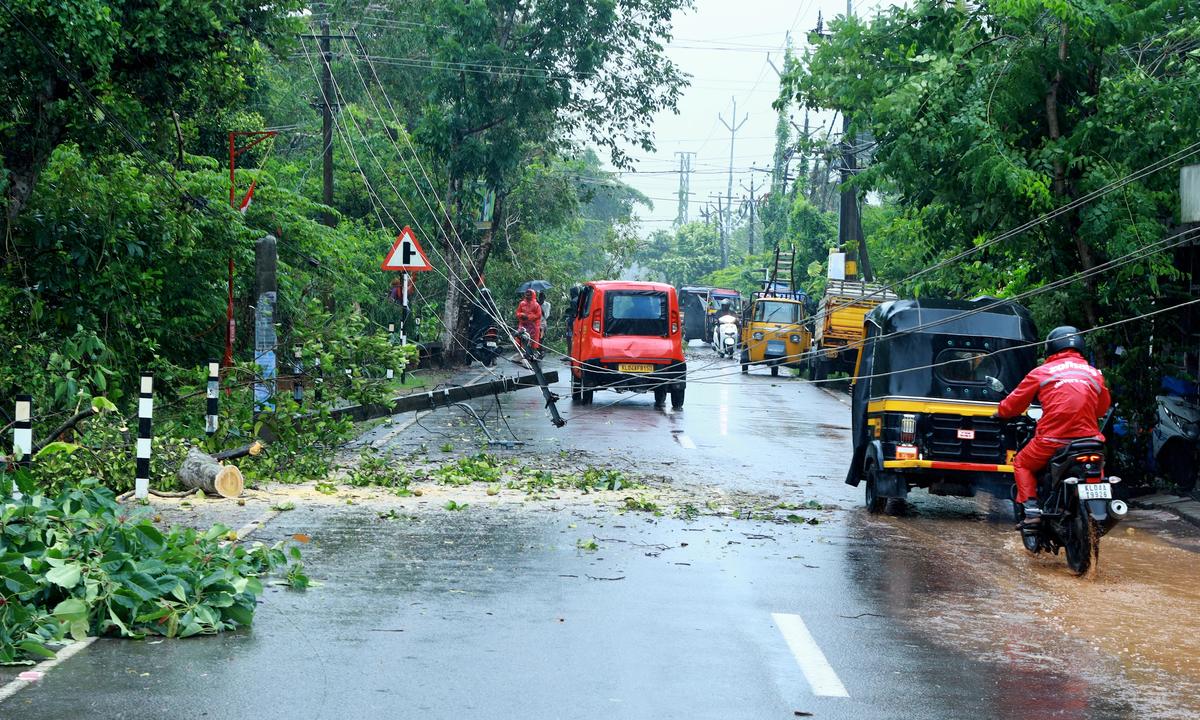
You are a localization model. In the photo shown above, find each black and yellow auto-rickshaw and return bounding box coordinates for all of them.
[739,290,809,376]
[845,298,1039,512]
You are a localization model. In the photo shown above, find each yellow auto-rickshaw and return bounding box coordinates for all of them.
[739,291,810,376]
[846,298,1039,512]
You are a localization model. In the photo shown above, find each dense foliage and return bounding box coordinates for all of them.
[0,479,294,663]
[782,1,1199,354]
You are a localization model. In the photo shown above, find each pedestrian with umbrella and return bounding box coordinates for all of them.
[516,288,544,357]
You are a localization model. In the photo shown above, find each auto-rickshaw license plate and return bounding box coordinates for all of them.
[618,364,655,373]
[957,429,975,440]
[1078,483,1112,500]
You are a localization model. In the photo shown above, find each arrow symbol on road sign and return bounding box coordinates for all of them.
[382,226,432,272]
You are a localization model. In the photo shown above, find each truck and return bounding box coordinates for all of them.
[808,258,897,380]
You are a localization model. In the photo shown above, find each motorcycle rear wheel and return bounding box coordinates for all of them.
[1064,510,1099,576]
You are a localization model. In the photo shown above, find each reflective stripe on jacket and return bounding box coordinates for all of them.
[997,350,1111,439]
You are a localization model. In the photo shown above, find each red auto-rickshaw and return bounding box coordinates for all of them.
[569,281,687,408]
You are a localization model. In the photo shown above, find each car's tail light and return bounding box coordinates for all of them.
[591,310,601,333]
[900,414,917,443]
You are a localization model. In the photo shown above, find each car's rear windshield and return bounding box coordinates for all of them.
[755,301,800,324]
[605,291,669,336]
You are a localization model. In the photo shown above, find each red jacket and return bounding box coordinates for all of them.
[997,350,1111,439]
[516,298,542,328]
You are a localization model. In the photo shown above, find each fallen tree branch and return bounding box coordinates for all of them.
[214,441,263,462]
[117,488,199,502]
[32,408,97,453]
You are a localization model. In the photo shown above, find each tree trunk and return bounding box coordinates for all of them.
[178,448,244,498]
[439,173,470,364]
[4,78,67,229]
[1045,23,1101,334]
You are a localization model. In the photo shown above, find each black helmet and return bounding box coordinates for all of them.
[720,298,732,310]
[1046,326,1085,356]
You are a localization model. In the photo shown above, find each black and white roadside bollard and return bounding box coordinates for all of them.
[314,358,323,403]
[11,395,32,500]
[292,346,304,405]
[135,376,154,500]
[387,324,396,381]
[205,360,219,437]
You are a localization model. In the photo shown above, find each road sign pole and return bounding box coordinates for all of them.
[401,270,409,345]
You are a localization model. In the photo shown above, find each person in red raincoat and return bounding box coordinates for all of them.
[996,326,1111,528]
[516,288,543,353]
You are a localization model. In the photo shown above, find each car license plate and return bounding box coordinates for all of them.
[957,429,975,440]
[1078,483,1112,500]
[618,364,655,373]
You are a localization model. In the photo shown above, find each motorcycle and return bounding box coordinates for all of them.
[1006,411,1127,576]
[468,324,500,366]
[712,314,739,359]
[1151,394,1200,493]
[467,288,502,367]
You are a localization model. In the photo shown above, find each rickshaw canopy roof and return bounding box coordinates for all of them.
[867,298,1036,342]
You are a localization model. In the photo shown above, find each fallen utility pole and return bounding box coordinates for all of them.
[519,347,566,428]
[324,370,559,425]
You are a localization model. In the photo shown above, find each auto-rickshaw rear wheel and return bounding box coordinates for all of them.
[864,460,887,514]
[670,385,685,409]
[653,388,667,407]
[770,366,779,377]
[571,374,583,403]
[581,389,594,405]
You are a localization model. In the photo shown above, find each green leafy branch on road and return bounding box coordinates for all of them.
[0,480,298,663]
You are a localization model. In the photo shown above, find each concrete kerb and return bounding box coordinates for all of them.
[1129,493,1200,529]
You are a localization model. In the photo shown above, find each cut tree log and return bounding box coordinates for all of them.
[178,448,244,498]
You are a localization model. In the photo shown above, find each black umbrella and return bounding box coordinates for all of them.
[517,280,552,295]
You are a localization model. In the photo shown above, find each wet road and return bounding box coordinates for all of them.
[7,346,1200,719]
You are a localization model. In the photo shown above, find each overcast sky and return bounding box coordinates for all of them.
[613,0,886,231]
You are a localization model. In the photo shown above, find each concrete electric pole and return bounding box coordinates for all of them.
[300,20,354,227]
[741,172,759,256]
[719,97,748,268]
[836,0,872,281]
[674,151,696,227]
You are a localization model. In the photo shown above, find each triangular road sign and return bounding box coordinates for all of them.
[382,226,433,272]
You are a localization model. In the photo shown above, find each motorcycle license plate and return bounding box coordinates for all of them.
[957,429,975,440]
[618,364,655,374]
[1078,483,1112,500]
[486,342,498,348]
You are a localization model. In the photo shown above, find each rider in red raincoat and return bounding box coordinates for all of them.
[516,289,543,352]
[996,326,1111,528]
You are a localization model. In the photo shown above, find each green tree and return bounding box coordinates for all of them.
[336,0,690,361]
[0,0,303,225]
[780,1,1199,370]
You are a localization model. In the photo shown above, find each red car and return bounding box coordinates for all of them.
[568,281,687,408]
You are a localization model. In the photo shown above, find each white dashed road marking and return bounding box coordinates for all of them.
[0,637,96,705]
[676,434,696,449]
[772,612,850,698]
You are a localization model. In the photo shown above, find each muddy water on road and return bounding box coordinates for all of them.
[849,494,1200,719]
